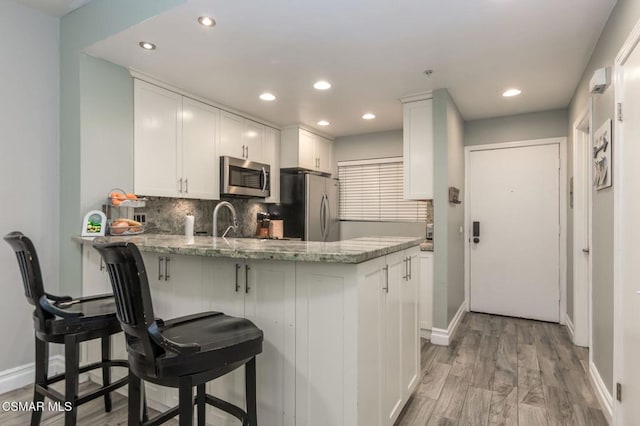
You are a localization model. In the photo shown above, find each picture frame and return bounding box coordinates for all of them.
[593,118,612,190]
[81,210,107,237]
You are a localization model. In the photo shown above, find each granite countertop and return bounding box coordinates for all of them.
[73,234,423,264]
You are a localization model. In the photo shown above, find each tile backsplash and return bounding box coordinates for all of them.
[139,196,268,237]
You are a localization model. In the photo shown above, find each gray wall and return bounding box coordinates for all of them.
[60,0,185,295]
[0,2,60,372]
[334,129,427,239]
[567,0,640,394]
[432,89,466,328]
[465,109,568,146]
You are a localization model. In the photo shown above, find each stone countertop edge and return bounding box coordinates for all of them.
[72,234,423,264]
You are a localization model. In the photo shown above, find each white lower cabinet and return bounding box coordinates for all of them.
[201,257,296,426]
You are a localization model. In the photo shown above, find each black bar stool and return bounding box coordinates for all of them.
[4,232,129,426]
[93,240,263,426]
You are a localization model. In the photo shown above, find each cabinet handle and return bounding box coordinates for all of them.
[165,257,171,281]
[184,178,189,194]
[99,257,105,272]
[158,256,164,281]
[408,256,412,280]
[235,264,241,292]
[402,258,407,280]
[383,265,389,293]
[178,178,183,193]
[245,264,251,293]
[247,146,249,158]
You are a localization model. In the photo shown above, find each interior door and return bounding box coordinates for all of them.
[469,144,560,322]
[619,39,640,425]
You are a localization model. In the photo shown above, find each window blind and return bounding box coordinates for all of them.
[338,157,428,222]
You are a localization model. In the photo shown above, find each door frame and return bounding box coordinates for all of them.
[464,137,568,323]
[612,16,640,426]
[571,102,593,347]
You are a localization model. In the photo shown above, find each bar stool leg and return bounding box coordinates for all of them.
[64,335,79,426]
[246,357,257,426]
[101,336,112,412]
[196,383,206,426]
[31,336,47,426]
[127,370,142,426]
[178,377,193,426]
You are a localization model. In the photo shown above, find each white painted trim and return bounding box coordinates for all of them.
[0,355,65,394]
[589,361,614,425]
[420,328,432,340]
[430,301,467,346]
[337,156,402,167]
[399,91,433,103]
[565,314,576,343]
[612,17,640,426]
[464,138,568,323]
[571,102,593,348]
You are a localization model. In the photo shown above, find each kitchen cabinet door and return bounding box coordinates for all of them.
[298,129,317,171]
[401,247,420,398]
[219,111,244,159]
[315,134,333,174]
[402,98,433,200]
[245,260,296,426]
[383,250,404,424]
[181,98,219,200]
[243,119,265,162]
[419,251,433,333]
[134,80,182,197]
[264,127,280,203]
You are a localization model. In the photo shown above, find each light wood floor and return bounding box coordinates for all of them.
[0,313,606,425]
[396,312,608,426]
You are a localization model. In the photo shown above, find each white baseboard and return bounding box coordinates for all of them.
[420,328,431,340]
[565,314,575,343]
[589,361,613,425]
[430,301,467,346]
[0,355,65,394]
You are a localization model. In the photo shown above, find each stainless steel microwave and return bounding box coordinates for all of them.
[220,156,271,198]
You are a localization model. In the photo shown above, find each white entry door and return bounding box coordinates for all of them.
[469,143,560,322]
[616,31,640,425]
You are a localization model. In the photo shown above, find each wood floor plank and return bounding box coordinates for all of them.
[517,321,536,346]
[419,362,452,400]
[426,415,457,426]
[572,403,608,426]
[488,386,518,426]
[449,330,482,378]
[519,403,549,426]
[471,335,499,390]
[430,374,470,421]
[396,394,437,425]
[493,333,518,394]
[543,385,576,426]
[487,315,506,337]
[457,387,492,426]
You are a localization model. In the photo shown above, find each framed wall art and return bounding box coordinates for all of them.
[593,118,612,190]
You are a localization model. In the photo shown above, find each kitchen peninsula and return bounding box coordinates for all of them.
[74,235,422,426]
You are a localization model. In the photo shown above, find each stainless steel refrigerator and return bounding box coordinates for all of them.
[279,173,340,242]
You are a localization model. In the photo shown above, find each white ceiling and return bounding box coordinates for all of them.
[85,0,616,137]
[13,0,91,17]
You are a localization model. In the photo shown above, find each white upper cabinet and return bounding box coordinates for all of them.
[219,110,265,162]
[134,79,219,200]
[281,126,333,175]
[401,94,433,200]
[264,127,281,203]
[134,80,182,198]
[182,98,219,200]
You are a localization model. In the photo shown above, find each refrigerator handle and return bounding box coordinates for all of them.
[324,193,331,241]
[319,194,326,240]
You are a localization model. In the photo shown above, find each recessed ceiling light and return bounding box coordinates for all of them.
[317,120,330,126]
[198,16,216,27]
[139,41,156,50]
[259,93,276,101]
[313,81,331,90]
[362,113,376,120]
[502,88,522,97]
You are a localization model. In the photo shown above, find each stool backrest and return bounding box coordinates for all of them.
[92,240,164,374]
[3,231,53,329]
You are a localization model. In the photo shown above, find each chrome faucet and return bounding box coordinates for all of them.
[213,201,238,238]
